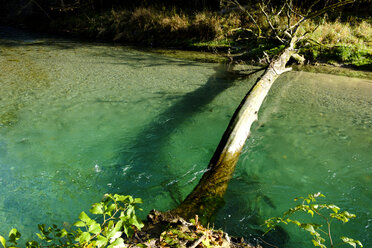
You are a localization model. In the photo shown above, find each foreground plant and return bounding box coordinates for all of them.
[0,194,144,248]
[264,192,363,248]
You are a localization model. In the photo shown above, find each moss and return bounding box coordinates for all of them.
[148,48,228,63]
[293,64,372,80]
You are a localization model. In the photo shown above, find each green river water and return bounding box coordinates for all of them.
[0,27,371,247]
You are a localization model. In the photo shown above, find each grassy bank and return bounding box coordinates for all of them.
[41,6,371,70]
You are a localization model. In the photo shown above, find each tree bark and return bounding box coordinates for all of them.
[171,38,298,222]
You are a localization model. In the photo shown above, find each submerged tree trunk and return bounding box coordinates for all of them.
[171,38,298,221]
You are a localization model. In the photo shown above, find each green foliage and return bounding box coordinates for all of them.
[264,192,363,248]
[0,194,143,248]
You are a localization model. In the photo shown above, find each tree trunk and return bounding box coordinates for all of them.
[171,38,297,222]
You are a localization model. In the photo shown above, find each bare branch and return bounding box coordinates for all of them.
[287,0,356,35]
[306,0,322,16]
[286,2,304,18]
[276,2,286,16]
[306,0,356,20]
[232,0,262,37]
[31,0,53,20]
[259,2,276,32]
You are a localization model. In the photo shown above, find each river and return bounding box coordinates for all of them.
[0,27,371,247]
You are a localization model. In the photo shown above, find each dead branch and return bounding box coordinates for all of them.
[287,0,356,35]
[232,0,263,37]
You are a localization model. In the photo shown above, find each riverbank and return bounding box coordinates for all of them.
[1,3,371,71]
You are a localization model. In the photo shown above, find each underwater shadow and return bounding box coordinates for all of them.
[111,63,244,206]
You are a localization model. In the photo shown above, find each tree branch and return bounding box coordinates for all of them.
[233,0,262,37]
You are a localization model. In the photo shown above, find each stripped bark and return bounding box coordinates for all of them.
[170,0,357,222]
[171,37,298,221]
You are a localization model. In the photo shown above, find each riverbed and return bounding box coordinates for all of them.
[0,27,371,247]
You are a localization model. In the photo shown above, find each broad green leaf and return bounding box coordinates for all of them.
[301,224,316,234]
[107,238,125,248]
[123,225,134,238]
[0,235,6,248]
[108,232,122,244]
[8,228,21,243]
[113,195,129,202]
[106,220,123,240]
[103,221,115,236]
[60,229,68,238]
[79,211,91,223]
[328,204,340,213]
[90,203,104,215]
[129,216,144,230]
[89,224,101,235]
[96,236,108,248]
[77,232,91,244]
[105,204,116,216]
[311,204,319,210]
[86,219,97,226]
[133,198,143,204]
[74,221,86,227]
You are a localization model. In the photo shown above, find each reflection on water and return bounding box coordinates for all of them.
[0,27,371,247]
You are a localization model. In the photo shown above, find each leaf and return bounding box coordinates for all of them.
[300,224,316,234]
[89,224,101,235]
[8,229,21,243]
[86,219,97,226]
[90,203,104,215]
[113,195,129,202]
[96,236,108,248]
[328,204,340,213]
[74,221,86,227]
[129,216,144,230]
[287,219,301,226]
[105,204,116,216]
[37,224,45,233]
[0,235,6,248]
[36,233,44,241]
[123,225,134,238]
[25,240,39,248]
[107,221,123,240]
[109,232,122,244]
[308,210,314,217]
[107,238,125,248]
[341,237,363,248]
[79,211,92,223]
[77,232,91,244]
[60,229,69,238]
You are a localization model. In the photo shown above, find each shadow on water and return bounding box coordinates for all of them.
[0,27,289,245]
[116,64,241,203]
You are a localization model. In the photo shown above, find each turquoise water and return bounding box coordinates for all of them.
[0,27,371,247]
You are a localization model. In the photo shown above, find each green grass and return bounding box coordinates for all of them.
[45,7,372,69]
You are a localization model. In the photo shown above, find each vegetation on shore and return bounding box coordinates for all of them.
[48,7,371,69]
[0,1,370,69]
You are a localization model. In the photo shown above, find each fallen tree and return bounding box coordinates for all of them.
[171,0,356,221]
